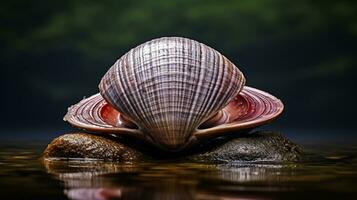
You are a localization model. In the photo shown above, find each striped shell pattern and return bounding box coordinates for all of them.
[64,37,284,151]
[99,37,245,150]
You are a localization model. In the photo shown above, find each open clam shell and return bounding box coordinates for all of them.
[64,37,284,151]
[64,86,284,144]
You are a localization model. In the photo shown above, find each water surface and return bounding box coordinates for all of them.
[0,130,356,200]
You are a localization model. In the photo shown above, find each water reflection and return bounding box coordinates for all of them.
[214,163,298,183]
[43,158,296,200]
[1,139,357,200]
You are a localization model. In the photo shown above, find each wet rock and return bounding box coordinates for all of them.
[43,131,302,162]
[43,133,144,162]
[188,131,303,162]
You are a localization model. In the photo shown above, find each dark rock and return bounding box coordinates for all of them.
[188,131,303,162]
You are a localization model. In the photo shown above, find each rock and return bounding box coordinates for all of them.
[43,133,144,162]
[43,131,302,162]
[188,131,303,162]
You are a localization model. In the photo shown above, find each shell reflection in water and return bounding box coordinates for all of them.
[43,159,291,200]
[64,37,284,151]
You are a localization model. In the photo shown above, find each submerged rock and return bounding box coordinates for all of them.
[188,131,302,162]
[43,131,302,162]
[43,133,144,162]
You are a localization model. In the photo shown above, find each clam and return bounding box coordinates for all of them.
[64,37,283,151]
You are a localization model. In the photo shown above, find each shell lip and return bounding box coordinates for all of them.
[193,86,284,139]
[64,86,284,146]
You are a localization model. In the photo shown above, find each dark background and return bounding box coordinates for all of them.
[1,0,356,134]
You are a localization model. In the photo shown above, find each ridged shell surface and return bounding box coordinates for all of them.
[99,37,245,150]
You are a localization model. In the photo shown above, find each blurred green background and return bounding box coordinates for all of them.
[1,0,356,131]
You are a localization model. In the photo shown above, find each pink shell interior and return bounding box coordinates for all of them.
[64,86,283,136]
